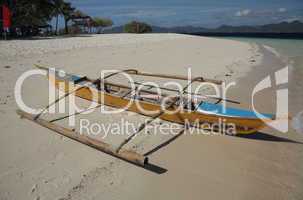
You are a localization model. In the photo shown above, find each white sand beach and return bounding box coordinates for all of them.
[0,34,302,200]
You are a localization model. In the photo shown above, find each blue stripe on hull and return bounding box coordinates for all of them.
[198,102,274,119]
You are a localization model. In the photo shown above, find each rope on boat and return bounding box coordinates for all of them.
[115,77,202,153]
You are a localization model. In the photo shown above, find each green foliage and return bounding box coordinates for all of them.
[71,10,87,18]
[10,0,76,34]
[91,17,113,33]
[123,21,152,33]
[59,1,75,19]
[7,0,112,35]
[12,0,56,27]
[52,0,64,16]
[92,17,113,28]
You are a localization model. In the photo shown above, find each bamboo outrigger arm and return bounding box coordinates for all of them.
[35,64,222,85]
[132,81,240,104]
[102,69,138,80]
[144,128,186,156]
[115,77,203,152]
[36,64,226,104]
[34,83,91,120]
[17,110,148,166]
[125,70,223,85]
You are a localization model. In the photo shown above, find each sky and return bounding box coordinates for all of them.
[67,0,303,27]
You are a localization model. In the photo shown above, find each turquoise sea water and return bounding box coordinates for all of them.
[223,37,303,133]
[224,37,303,69]
[227,38,303,57]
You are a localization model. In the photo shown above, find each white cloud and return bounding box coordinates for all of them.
[235,9,251,17]
[278,8,287,13]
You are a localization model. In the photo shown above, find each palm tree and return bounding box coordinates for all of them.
[61,2,75,34]
[51,0,76,34]
[52,0,63,35]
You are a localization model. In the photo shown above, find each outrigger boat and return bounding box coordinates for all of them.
[17,65,275,168]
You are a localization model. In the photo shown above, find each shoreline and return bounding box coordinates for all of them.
[0,34,302,200]
[143,40,303,200]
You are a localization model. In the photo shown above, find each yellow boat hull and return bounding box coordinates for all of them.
[49,75,268,135]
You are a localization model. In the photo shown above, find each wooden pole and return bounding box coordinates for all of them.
[133,81,240,104]
[33,83,90,120]
[126,71,222,85]
[17,110,148,166]
[144,128,186,156]
[49,104,102,123]
[116,78,199,152]
[101,69,138,80]
[116,108,168,153]
[34,65,222,85]
[4,29,7,40]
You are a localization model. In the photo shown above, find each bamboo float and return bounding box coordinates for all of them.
[16,110,148,166]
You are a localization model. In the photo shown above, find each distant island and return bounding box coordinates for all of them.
[105,20,303,39]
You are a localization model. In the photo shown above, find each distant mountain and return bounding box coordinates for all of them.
[104,25,207,33]
[151,25,208,33]
[104,21,303,38]
[206,21,303,33]
[103,26,124,33]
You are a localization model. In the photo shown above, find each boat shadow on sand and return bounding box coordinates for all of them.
[144,131,303,174]
[236,131,303,144]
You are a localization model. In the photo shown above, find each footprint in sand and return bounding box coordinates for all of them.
[31,184,38,194]
[59,161,123,200]
[30,183,40,200]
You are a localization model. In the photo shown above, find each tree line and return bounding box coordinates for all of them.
[1,0,152,37]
